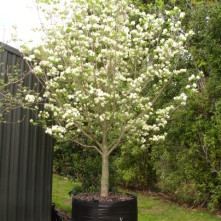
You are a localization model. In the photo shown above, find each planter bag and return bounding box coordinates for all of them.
[72,194,137,221]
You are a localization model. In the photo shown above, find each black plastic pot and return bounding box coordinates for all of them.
[72,194,137,221]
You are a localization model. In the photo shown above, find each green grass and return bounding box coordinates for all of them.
[136,193,220,221]
[52,174,221,220]
[52,174,73,214]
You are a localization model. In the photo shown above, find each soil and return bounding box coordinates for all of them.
[74,192,134,202]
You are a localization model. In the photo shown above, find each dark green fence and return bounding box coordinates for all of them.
[0,43,54,221]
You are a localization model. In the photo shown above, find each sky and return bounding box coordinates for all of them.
[0,0,41,48]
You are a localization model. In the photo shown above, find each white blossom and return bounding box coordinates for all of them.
[25,94,35,103]
[180,12,185,18]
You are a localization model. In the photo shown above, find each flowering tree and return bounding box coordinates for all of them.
[25,0,200,197]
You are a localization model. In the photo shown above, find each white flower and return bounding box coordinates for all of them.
[58,65,63,70]
[24,56,33,61]
[45,128,52,135]
[141,137,146,143]
[131,21,135,25]
[99,115,104,121]
[33,66,42,74]
[97,90,104,97]
[189,74,195,81]
[181,93,187,101]
[25,94,35,103]
[188,30,195,35]
[180,12,185,18]
[34,49,40,55]
[129,93,137,99]
[68,95,74,99]
[38,97,43,102]
[41,60,50,67]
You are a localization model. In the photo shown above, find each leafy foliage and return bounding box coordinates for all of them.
[114,144,157,189]
[152,2,221,211]
[53,144,102,192]
[53,143,118,192]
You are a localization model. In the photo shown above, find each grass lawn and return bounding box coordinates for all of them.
[52,174,220,221]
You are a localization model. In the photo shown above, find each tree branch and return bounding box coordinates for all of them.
[69,138,102,155]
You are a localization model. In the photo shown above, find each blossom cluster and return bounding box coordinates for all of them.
[25,94,35,103]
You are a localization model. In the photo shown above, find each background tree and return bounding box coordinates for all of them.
[152,1,221,211]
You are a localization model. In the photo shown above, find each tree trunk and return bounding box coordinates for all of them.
[101,152,109,197]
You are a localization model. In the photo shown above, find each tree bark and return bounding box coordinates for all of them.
[101,152,109,197]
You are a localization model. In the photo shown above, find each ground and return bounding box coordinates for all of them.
[52,174,221,221]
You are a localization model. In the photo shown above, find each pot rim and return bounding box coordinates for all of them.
[72,193,137,204]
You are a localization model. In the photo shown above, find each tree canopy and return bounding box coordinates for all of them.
[23,0,200,196]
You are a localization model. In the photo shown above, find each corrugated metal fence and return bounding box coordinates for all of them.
[0,43,54,221]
